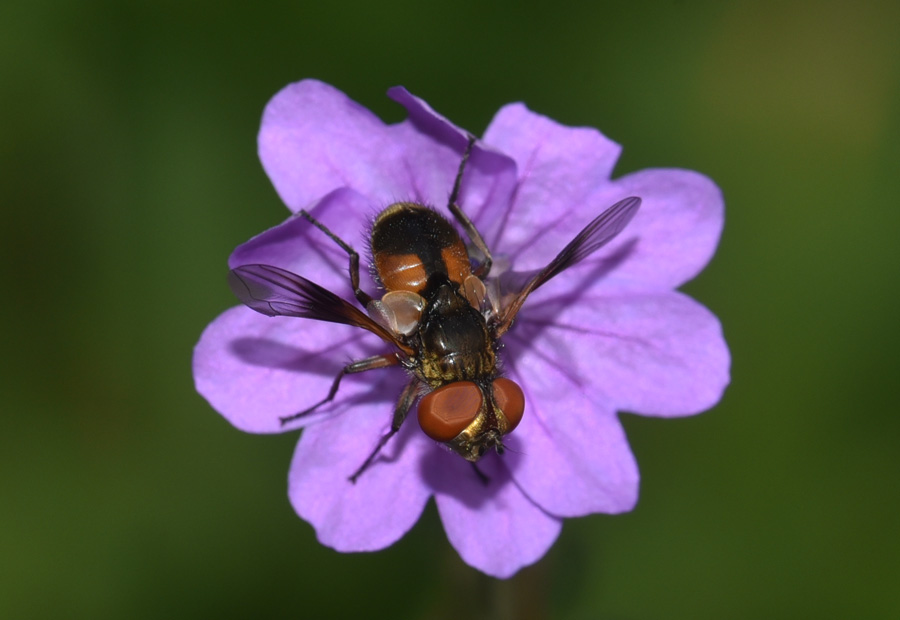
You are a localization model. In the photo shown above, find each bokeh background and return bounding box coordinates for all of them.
[3,1,898,618]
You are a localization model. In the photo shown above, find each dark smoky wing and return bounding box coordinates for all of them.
[532,196,641,287]
[493,196,641,335]
[229,264,339,319]
[229,264,409,350]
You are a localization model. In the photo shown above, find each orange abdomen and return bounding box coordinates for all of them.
[371,203,472,294]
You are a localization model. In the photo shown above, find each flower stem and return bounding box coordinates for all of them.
[423,544,550,620]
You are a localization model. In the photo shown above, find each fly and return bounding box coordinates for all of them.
[228,136,641,483]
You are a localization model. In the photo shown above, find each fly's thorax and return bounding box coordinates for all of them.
[417,348,496,386]
[414,279,496,385]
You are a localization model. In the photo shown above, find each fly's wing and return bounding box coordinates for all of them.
[229,263,412,353]
[493,196,641,336]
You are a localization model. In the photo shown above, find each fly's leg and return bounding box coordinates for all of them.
[471,463,490,486]
[447,134,494,278]
[300,209,374,306]
[348,378,420,483]
[279,354,399,425]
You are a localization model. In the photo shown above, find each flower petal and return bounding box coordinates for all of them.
[387,87,518,232]
[200,82,730,578]
[289,404,433,551]
[595,168,726,291]
[229,187,379,299]
[480,102,623,268]
[193,305,402,433]
[258,80,410,211]
[425,450,562,578]
[509,290,730,418]
[499,364,640,518]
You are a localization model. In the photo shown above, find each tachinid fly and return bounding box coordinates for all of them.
[229,136,641,482]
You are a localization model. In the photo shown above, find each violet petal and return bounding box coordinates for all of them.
[594,168,726,292]
[289,404,434,551]
[509,290,730,418]
[259,80,411,212]
[427,451,562,579]
[193,306,403,433]
[229,187,379,300]
[498,364,640,518]
[388,87,518,234]
[480,102,623,268]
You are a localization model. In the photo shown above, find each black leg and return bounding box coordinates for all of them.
[471,462,490,486]
[348,378,420,483]
[300,209,374,306]
[447,135,493,278]
[279,353,399,425]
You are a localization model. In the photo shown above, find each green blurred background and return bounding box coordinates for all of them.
[3,0,898,618]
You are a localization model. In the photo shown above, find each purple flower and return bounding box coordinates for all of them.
[193,80,730,578]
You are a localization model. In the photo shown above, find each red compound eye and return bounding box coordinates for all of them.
[492,377,525,432]
[418,381,483,442]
